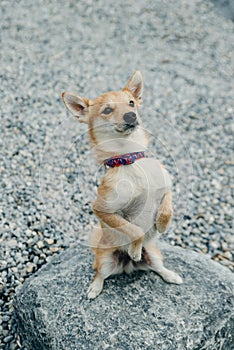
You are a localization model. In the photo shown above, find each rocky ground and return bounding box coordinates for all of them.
[14,243,234,350]
[0,1,233,349]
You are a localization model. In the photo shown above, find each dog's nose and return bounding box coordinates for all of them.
[123,112,137,125]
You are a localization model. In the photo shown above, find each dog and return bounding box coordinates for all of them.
[62,71,183,299]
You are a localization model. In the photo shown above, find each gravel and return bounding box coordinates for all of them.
[0,0,233,349]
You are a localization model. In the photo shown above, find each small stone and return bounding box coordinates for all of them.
[50,247,60,253]
[26,229,33,237]
[37,241,44,249]
[45,238,54,245]
[9,342,18,350]
[223,251,232,260]
[210,241,220,250]
[25,264,34,274]
[0,260,7,268]
[3,335,13,343]
[6,239,18,248]
[33,256,39,265]
[222,242,229,250]
[2,315,10,322]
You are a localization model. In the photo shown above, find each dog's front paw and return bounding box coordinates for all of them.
[128,241,142,262]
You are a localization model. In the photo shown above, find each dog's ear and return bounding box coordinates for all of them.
[123,70,144,103]
[62,92,90,123]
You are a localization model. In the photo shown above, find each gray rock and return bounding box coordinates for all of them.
[14,242,234,350]
[211,0,234,21]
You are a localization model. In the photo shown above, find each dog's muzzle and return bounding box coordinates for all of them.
[115,112,139,134]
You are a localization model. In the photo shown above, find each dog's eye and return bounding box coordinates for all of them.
[129,100,135,107]
[103,107,113,115]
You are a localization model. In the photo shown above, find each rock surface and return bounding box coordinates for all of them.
[14,242,234,350]
[211,0,234,21]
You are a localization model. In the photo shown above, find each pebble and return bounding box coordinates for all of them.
[223,251,232,260]
[24,264,35,274]
[6,240,18,248]
[9,343,18,350]
[4,335,13,343]
[33,256,39,265]
[210,241,220,250]
[37,241,44,249]
[45,238,54,245]
[2,315,10,322]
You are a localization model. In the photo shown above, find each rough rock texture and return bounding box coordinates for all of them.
[211,0,234,21]
[14,242,234,350]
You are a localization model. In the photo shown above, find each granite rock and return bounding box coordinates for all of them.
[14,242,234,350]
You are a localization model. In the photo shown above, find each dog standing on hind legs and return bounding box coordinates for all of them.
[62,70,183,299]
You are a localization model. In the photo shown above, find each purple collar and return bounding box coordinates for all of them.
[104,151,145,168]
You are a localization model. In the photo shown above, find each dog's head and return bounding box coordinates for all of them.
[62,71,148,156]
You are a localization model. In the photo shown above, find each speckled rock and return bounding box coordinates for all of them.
[14,241,234,350]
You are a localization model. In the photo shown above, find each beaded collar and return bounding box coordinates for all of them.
[104,151,145,168]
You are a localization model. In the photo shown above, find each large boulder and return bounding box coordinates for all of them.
[14,242,234,350]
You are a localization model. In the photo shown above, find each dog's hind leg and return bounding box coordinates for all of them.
[142,243,183,284]
[156,192,173,233]
[87,248,122,299]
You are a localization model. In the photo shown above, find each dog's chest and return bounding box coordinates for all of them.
[106,158,171,216]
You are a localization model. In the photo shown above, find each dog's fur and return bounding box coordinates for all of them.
[62,71,183,299]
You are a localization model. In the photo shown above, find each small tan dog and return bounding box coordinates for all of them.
[62,71,183,299]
